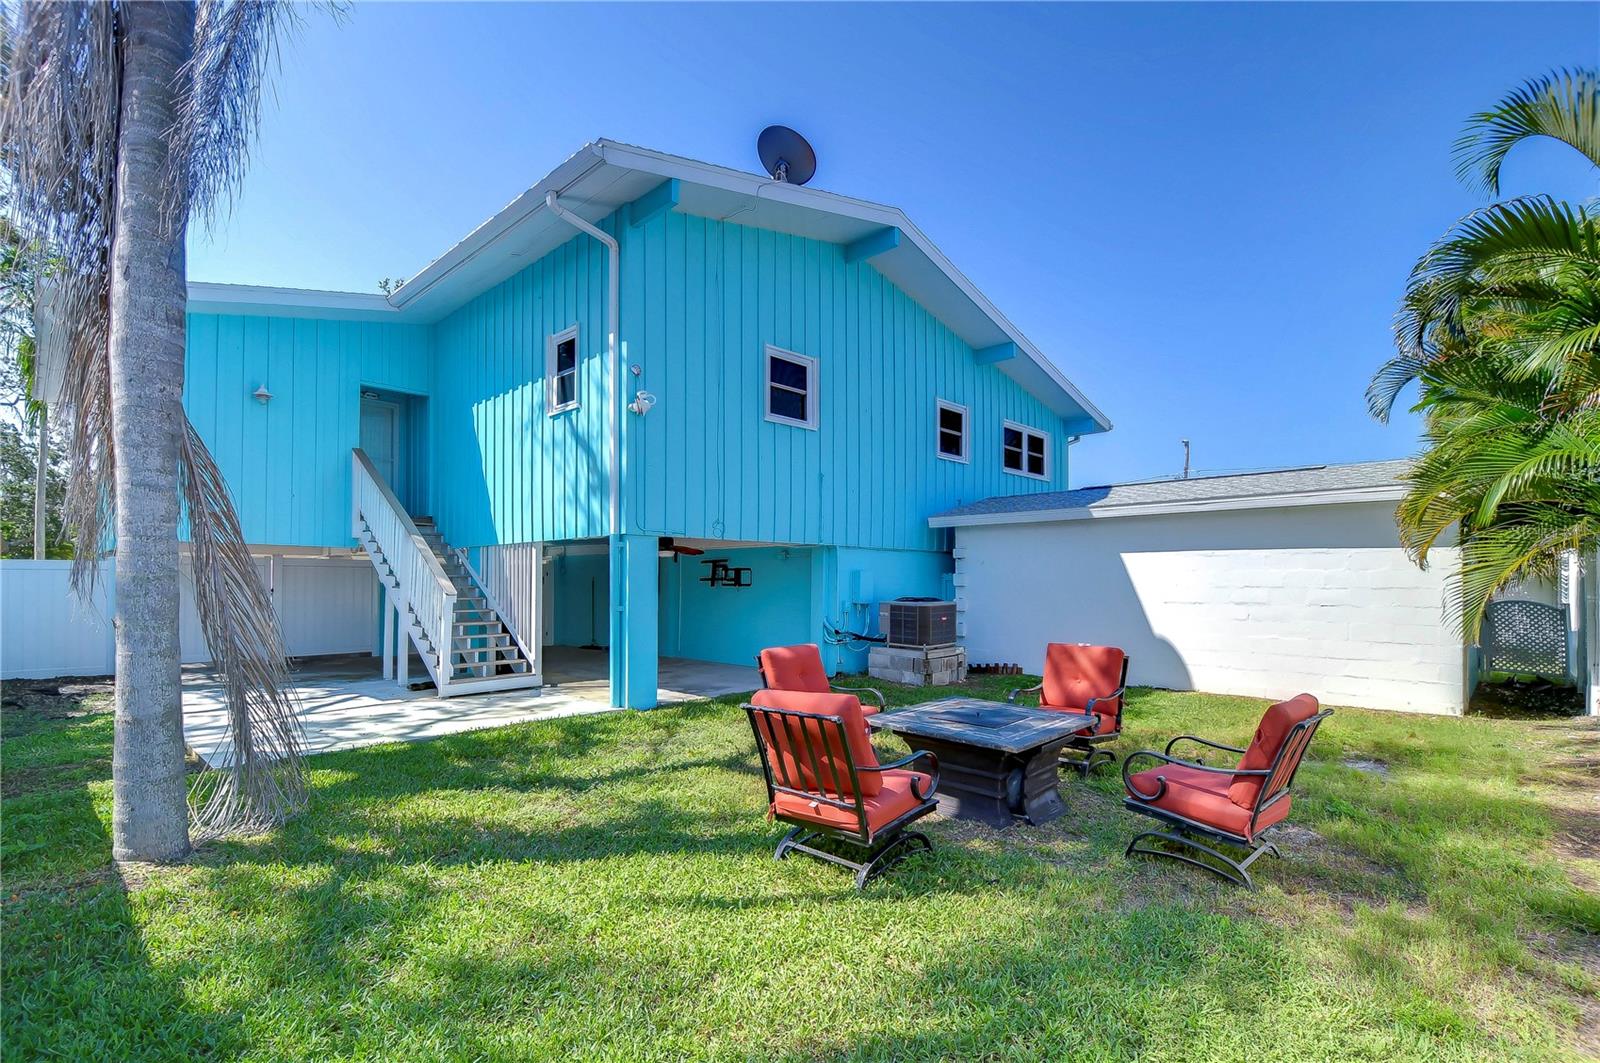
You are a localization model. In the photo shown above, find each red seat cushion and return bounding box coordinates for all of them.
[759,644,831,694]
[1229,694,1320,809]
[1126,763,1291,840]
[1040,644,1126,734]
[750,689,880,797]
[1035,704,1116,736]
[771,769,932,834]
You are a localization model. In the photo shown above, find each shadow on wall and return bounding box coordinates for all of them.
[964,545,1192,692]
[959,501,1462,707]
[441,375,609,551]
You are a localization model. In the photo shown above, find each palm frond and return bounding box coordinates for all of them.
[1372,197,1600,420]
[1451,505,1600,640]
[178,415,305,837]
[2,1,121,593]
[167,1,303,228]
[1454,67,1600,198]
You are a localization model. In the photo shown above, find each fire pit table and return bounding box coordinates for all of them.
[868,697,1096,827]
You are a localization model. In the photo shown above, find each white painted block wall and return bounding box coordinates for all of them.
[954,501,1469,715]
[2,556,378,680]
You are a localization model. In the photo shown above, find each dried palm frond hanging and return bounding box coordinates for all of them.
[179,422,304,838]
[2,0,307,837]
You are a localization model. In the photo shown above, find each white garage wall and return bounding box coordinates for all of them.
[3,556,377,680]
[954,501,1468,715]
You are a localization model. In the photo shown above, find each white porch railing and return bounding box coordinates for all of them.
[457,543,542,684]
[352,448,457,692]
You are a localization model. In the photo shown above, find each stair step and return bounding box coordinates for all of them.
[452,661,532,679]
[359,515,541,695]
[452,633,516,646]
[452,647,522,661]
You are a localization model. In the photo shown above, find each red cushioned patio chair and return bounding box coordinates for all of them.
[757,643,886,719]
[745,688,939,889]
[1008,643,1129,775]
[1122,693,1330,888]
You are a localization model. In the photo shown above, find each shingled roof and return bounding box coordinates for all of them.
[929,459,1413,527]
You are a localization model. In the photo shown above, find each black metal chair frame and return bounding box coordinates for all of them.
[1008,652,1130,776]
[754,654,887,711]
[744,703,939,889]
[1120,709,1332,889]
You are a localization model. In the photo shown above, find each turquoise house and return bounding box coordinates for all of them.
[175,140,1110,708]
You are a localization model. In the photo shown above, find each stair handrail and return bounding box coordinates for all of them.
[352,448,457,679]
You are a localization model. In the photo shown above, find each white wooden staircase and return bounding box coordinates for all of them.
[352,449,541,697]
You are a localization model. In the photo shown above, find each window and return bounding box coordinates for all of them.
[547,326,579,414]
[1003,420,1049,479]
[764,346,817,429]
[936,399,968,462]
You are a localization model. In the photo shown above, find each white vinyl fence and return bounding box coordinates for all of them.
[1,557,378,680]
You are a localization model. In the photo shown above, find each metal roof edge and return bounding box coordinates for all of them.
[929,483,1409,528]
[186,282,402,321]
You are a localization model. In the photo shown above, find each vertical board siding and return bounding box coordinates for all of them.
[431,225,615,548]
[623,211,1070,551]
[183,313,432,547]
[183,208,1074,559]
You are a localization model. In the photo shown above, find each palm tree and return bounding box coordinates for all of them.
[2,2,312,860]
[1369,69,1600,638]
[0,214,52,559]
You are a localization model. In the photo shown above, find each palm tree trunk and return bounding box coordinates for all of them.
[108,0,196,863]
[32,404,47,560]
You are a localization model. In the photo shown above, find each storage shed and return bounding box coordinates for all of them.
[931,460,1477,715]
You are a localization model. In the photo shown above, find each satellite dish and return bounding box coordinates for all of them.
[757,125,816,185]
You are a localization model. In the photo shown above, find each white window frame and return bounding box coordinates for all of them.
[936,399,968,463]
[1002,419,1050,480]
[546,325,580,415]
[763,345,818,430]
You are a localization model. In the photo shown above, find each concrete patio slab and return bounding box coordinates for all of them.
[181,649,760,768]
[540,646,761,704]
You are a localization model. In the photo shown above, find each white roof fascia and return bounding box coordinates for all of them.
[928,484,1409,528]
[386,143,610,314]
[187,282,400,321]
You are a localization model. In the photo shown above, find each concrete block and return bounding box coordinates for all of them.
[868,644,968,686]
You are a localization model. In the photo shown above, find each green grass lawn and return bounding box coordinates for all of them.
[4,675,1597,1061]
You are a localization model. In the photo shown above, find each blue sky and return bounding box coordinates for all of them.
[189,2,1600,487]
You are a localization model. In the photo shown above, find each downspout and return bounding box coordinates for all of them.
[544,192,620,534]
[545,192,628,705]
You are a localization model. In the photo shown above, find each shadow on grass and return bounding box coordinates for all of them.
[6,685,1595,1058]
[1,780,243,1061]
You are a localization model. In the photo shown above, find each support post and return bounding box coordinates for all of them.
[396,606,410,690]
[381,591,395,680]
[609,533,659,709]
